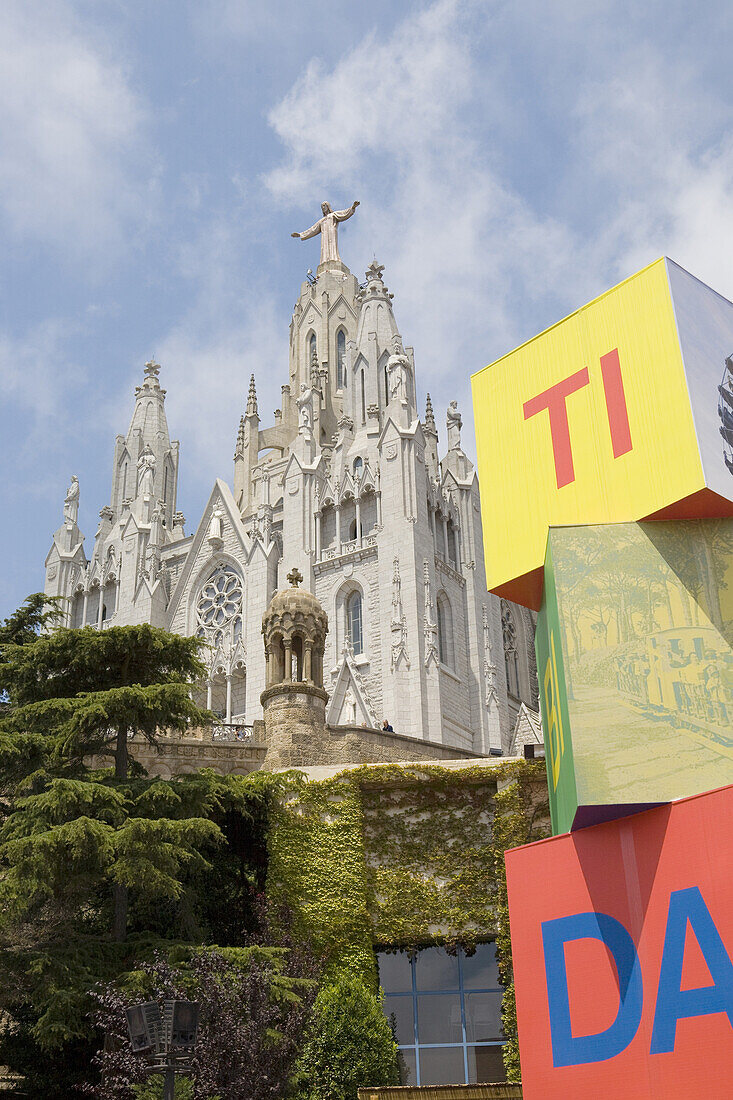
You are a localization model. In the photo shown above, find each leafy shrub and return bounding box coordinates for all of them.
[295,971,399,1100]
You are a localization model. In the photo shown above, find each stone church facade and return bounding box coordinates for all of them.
[43,226,537,756]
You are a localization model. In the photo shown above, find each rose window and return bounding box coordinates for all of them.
[196,563,243,644]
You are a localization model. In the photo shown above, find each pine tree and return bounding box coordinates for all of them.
[0,600,282,1084]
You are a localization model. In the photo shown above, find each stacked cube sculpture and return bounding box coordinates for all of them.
[472,258,733,1097]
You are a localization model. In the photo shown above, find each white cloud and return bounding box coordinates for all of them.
[574,50,733,298]
[158,301,288,506]
[264,0,733,459]
[0,1,151,256]
[265,0,583,457]
[0,318,82,420]
[106,209,289,517]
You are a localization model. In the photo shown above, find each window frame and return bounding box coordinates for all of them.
[336,328,346,390]
[378,945,506,1086]
[346,589,364,655]
[437,592,455,670]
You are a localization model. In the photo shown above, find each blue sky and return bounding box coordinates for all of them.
[2,0,732,618]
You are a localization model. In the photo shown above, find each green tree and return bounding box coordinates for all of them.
[295,971,400,1100]
[0,603,283,1092]
[0,621,215,942]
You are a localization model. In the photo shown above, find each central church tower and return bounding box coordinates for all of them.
[45,204,539,754]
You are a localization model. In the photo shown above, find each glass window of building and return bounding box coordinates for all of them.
[377,944,505,1086]
[337,329,346,389]
[437,595,454,669]
[346,590,363,655]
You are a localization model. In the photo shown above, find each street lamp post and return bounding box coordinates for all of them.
[126,999,200,1099]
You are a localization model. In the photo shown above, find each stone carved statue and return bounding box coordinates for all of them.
[447,401,463,450]
[390,557,410,671]
[344,686,357,724]
[137,446,156,497]
[387,341,410,405]
[297,382,314,435]
[208,508,224,544]
[291,200,360,266]
[63,475,80,525]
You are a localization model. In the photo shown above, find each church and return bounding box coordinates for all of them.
[42,202,538,758]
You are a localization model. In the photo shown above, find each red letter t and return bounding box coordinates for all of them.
[523,368,590,488]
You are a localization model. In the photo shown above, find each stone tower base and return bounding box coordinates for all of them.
[261,681,329,769]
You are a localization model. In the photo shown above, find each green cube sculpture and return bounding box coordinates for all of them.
[536,519,733,833]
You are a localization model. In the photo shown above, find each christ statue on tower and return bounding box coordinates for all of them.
[292,200,359,266]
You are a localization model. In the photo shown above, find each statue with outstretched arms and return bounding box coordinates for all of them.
[292,200,359,265]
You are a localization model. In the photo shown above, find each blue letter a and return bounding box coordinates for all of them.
[542,911,642,1067]
[650,886,733,1054]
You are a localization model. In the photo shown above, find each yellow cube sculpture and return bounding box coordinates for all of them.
[471,258,733,609]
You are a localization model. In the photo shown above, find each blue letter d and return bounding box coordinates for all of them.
[542,911,643,1067]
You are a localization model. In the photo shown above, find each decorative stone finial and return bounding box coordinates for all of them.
[287,567,303,588]
[365,260,385,283]
[425,392,437,434]
[246,374,258,418]
[135,358,164,399]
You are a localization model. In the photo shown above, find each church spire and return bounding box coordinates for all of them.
[424,393,437,436]
[235,375,260,516]
[246,374,258,418]
[423,393,440,480]
[110,358,180,527]
[128,358,171,449]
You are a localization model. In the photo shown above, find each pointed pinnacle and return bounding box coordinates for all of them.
[234,415,245,458]
[425,392,437,433]
[246,374,258,418]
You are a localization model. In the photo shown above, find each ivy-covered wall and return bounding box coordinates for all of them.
[266,759,549,1081]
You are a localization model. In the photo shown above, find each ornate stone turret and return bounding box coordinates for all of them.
[261,568,329,768]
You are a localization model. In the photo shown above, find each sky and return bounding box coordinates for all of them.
[1,0,733,618]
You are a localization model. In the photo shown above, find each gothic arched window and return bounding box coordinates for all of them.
[346,590,363,655]
[353,456,363,476]
[501,599,520,697]
[360,369,366,425]
[447,522,458,569]
[437,593,454,668]
[196,562,244,646]
[308,332,317,367]
[337,329,346,390]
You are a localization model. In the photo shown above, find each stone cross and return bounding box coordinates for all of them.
[287,567,303,588]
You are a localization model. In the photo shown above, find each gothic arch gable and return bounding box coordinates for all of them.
[166,479,249,634]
